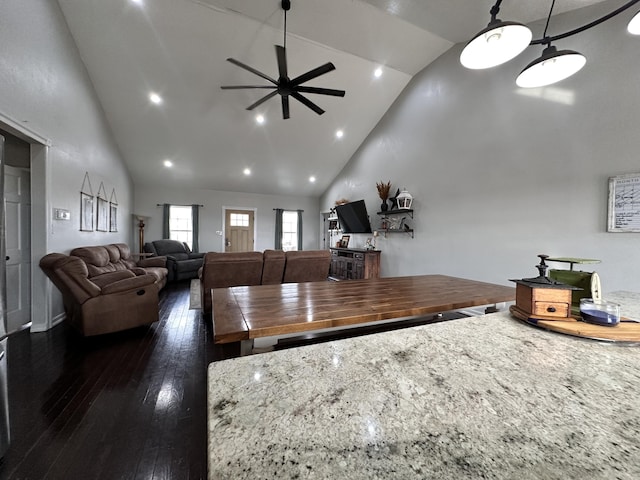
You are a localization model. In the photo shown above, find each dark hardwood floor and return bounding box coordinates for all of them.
[0,280,467,480]
[0,280,228,480]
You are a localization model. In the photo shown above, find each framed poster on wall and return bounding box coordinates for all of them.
[97,197,109,232]
[607,173,640,232]
[80,192,94,231]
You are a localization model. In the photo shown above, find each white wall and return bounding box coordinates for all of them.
[322,1,640,293]
[0,0,134,330]
[134,185,320,253]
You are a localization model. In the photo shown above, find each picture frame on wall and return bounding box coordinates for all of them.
[109,203,118,232]
[97,197,109,232]
[340,235,350,248]
[80,192,94,231]
[109,188,118,232]
[607,173,640,232]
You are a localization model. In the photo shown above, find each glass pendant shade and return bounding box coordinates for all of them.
[628,10,640,34]
[460,20,533,69]
[516,45,586,88]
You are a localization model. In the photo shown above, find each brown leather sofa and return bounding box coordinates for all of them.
[39,244,169,336]
[70,243,169,290]
[200,249,330,313]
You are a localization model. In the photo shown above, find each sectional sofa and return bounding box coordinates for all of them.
[199,249,331,314]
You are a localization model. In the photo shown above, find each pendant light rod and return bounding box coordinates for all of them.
[540,0,556,43]
[489,0,503,21]
[282,0,290,51]
[529,0,640,46]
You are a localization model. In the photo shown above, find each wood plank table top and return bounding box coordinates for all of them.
[211,274,515,344]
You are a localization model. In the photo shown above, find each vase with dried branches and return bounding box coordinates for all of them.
[376,181,391,212]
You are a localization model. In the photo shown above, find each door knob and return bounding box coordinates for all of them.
[5,256,8,261]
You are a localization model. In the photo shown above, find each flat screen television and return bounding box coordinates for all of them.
[335,200,372,234]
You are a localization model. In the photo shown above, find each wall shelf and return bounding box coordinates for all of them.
[377,209,414,238]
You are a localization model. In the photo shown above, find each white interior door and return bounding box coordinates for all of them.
[4,165,31,332]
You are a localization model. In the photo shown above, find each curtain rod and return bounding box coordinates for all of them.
[273,208,304,212]
[157,203,204,207]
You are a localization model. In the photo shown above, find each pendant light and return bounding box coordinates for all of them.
[461,0,640,87]
[516,44,586,88]
[460,1,532,69]
[628,10,640,34]
[516,0,586,88]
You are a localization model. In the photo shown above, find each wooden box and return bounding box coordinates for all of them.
[515,283,571,319]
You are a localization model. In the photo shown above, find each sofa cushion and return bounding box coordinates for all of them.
[261,249,286,285]
[175,258,204,273]
[200,251,264,313]
[168,252,189,261]
[283,250,331,283]
[91,271,136,288]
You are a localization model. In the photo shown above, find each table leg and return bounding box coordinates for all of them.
[240,339,254,356]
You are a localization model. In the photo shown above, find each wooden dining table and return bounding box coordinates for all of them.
[211,274,516,354]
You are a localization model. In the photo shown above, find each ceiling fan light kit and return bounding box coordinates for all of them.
[461,0,640,87]
[221,0,345,119]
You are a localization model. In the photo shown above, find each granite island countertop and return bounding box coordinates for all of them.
[208,291,640,479]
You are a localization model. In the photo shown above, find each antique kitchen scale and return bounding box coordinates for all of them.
[509,254,640,342]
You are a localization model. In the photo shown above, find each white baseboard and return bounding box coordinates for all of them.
[30,313,65,333]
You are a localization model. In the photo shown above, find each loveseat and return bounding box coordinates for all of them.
[39,243,169,336]
[199,249,331,314]
[143,239,205,282]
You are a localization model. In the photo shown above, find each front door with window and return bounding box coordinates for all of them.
[224,209,254,252]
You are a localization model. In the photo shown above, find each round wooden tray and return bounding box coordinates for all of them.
[510,305,640,343]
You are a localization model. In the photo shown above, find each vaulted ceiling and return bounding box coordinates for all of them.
[56,0,608,196]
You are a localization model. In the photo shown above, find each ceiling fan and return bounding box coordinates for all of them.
[220,0,345,120]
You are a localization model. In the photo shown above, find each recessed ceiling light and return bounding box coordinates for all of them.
[149,92,163,104]
[131,0,144,5]
[163,159,173,167]
[255,114,265,124]
[374,67,383,78]
[335,130,344,139]
[243,168,251,176]
[309,176,316,183]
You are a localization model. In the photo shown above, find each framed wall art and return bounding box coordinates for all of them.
[109,188,118,232]
[80,192,94,231]
[96,182,109,232]
[607,173,640,232]
[80,172,94,231]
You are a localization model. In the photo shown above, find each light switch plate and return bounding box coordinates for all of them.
[54,208,70,220]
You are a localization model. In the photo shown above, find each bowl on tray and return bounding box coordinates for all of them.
[579,298,621,327]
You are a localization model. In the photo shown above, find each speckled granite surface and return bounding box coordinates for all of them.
[208,291,640,479]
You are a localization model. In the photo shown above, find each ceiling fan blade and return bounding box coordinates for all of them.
[245,90,278,111]
[221,85,277,90]
[282,96,290,120]
[275,45,288,79]
[226,58,277,85]
[291,92,325,115]
[296,86,345,97]
[290,62,336,87]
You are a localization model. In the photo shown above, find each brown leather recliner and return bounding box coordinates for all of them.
[283,250,331,283]
[199,252,264,314]
[39,253,160,336]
